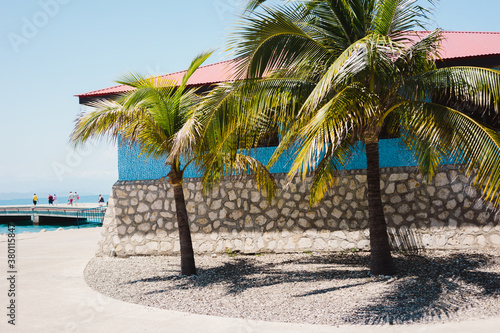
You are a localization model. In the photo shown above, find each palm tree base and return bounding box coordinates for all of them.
[170,170,197,276]
[366,141,396,276]
[370,250,396,276]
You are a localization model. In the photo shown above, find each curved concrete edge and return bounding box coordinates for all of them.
[0,228,498,333]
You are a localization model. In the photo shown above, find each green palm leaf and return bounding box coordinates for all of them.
[400,101,500,205]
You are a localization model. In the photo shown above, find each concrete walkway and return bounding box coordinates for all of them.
[0,228,498,333]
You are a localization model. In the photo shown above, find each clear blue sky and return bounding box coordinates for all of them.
[0,0,499,197]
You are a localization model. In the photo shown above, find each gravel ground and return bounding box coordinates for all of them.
[84,249,500,326]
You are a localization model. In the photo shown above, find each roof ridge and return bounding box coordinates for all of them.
[410,30,500,34]
[158,58,235,78]
[83,83,126,93]
[440,31,500,34]
[76,58,236,97]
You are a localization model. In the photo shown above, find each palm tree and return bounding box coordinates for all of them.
[219,0,500,275]
[71,51,278,276]
[70,52,214,276]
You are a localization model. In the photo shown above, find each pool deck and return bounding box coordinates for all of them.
[0,227,498,332]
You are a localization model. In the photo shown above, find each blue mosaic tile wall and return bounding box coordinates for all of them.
[118,138,453,181]
[117,69,499,181]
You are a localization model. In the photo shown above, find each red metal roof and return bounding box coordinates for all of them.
[77,31,500,98]
[77,58,239,98]
[407,31,500,60]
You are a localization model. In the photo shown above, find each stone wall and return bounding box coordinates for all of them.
[97,166,500,257]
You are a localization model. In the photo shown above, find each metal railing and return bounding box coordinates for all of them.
[76,206,107,228]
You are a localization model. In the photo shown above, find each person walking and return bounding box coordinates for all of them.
[53,194,57,205]
[33,194,38,206]
[74,191,79,206]
[68,191,74,205]
[48,194,53,205]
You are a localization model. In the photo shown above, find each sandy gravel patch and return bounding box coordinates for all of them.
[85,249,500,326]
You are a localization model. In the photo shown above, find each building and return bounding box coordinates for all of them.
[77,31,500,257]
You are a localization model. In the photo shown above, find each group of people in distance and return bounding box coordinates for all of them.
[67,191,79,205]
[31,192,105,206]
[48,193,57,205]
[32,194,55,206]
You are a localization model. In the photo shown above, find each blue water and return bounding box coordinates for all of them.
[0,194,108,234]
[0,222,100,234]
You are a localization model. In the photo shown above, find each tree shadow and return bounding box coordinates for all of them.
[388,227,423,255]
[125,252,499,324]
[343,252,500,324]
[127,253,371,295]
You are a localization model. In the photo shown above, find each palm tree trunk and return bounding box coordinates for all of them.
[168,167,197,276]
[366,141,396,275]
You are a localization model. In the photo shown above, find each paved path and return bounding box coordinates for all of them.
[0,228,498,332]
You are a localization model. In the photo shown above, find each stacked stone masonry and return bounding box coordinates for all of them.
[97,166,500,257]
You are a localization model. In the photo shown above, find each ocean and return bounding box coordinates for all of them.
[1,223,100,234]
[0,194,109,234]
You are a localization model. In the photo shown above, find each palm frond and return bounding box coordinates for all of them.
[373,0,434,38]
[314,0,375,44]
[70,99,139,146]
[404,66,500,114]
[123,113,171,160]
[201,151,277,202]
[230,3,333,80]
[298,34,373,116]
[244,0,271,13]
[309,134,358,206]
[179,51,214,89]
[394,28,441,78]
[72,52,213,173]
[286,83,378,182]
[400,101,500,205]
